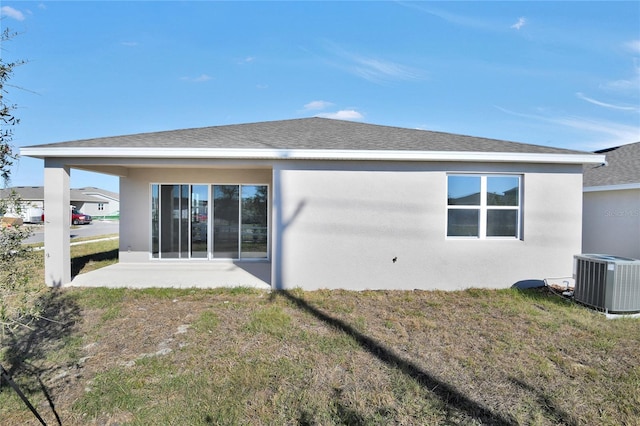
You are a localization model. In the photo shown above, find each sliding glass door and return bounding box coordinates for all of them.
[191,185,209,258]
[213,185,239,258]
[241,185,268,258]
[152,184,268,260]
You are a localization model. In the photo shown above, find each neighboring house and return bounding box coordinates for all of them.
[70,187,120,217]
[582,142,640,259]
[0,186,120,222]
[20,118,604,289]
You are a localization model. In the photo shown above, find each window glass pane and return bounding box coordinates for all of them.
[151,185,159,258]
[160,185,180,258]
[447,209,479,237]
[241,185,268,258]
[487,176,519,206]
[213,185,239,258]
[448,176,480,205]
[487,209,518,237]
[191,185,208,258]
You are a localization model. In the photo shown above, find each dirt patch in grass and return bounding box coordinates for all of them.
[1,286,639,425]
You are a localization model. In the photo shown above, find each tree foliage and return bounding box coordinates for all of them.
[0,29,24,183]
[1,28,40,338]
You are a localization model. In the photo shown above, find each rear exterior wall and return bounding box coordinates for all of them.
[273,161,583,290]
[115,160,584,291]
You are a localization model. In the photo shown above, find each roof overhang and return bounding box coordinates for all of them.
[584,183,640,192]
[20,147,606,165]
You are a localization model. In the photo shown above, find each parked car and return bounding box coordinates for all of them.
[72,209,92,225]
[41,209,93,225]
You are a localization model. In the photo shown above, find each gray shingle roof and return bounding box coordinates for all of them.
[26,117,588,155]
[74,187,120,201]
[0,186,44,201]
[0,186,119,202]
[583,142,640,187]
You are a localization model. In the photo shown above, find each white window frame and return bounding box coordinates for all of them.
[446,174,522,240]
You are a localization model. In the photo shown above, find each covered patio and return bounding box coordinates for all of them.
[67,261,271,289]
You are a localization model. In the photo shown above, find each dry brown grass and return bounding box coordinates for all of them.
[1,280,639,425]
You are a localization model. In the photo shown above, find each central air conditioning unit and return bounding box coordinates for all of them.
[573,254,640,314]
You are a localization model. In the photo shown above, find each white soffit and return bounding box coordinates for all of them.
[20,147,606,165]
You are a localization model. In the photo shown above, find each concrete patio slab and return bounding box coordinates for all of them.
[66,261,271,290]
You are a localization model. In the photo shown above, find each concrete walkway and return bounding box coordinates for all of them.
[67,261,272,290]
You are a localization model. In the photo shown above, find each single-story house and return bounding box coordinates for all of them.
[582,141,640,259]
[0,186,120,222]
[69,187,120,217]
[20,118,605,290]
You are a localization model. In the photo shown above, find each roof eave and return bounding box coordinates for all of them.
[584,182,640,192]
[20,147,606,165]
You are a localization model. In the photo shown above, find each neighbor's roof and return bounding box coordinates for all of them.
[0,186,119,202]
[73,187,120,201]
[21,117,603,164]
[583,141,640,189]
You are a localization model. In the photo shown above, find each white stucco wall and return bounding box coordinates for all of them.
[274,161,584,290]
[583,189,640,259]
[77,198,120,217]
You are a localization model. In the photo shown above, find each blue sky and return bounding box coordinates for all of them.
[2,1,639,193]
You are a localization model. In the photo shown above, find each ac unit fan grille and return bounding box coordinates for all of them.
[574,258,607,309]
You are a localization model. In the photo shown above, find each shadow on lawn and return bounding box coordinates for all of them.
[278,290,516,425]
[1,287,82,425]
[517,287,580,311]
[71,248,119,278]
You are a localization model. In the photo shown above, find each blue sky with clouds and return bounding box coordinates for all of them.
[2,1,639,193]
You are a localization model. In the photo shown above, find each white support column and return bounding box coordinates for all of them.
[271,165,281,290]
[44,159,71,287]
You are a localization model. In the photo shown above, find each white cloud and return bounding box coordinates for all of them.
[238,56,255,65]
[625,40,640,54]
[576,92,639,111]
[553,116,640,145]
[316,110,364,121]
[193,74,212,82]
[495,105,640,147]
[603,77,639,92]
[323,41,423,84]
[351,56,422,83]
[398,2,492,30]
[304,100,333,111]
[121,41,139,47]
[180,74,212,83]
[511,17,526,30]
[1,6,25,21]
[600,62,640,95]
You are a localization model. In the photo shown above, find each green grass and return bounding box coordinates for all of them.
[1,243,639,425]
[244,305,292,337]
[192,310,219,333]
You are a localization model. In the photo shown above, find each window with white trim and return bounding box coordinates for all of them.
[447,174,521,239]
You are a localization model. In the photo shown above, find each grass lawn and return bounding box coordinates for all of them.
[1,238,639,425]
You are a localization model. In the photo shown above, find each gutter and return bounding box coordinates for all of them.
[584,183,640,192]
[20,147,606,165]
